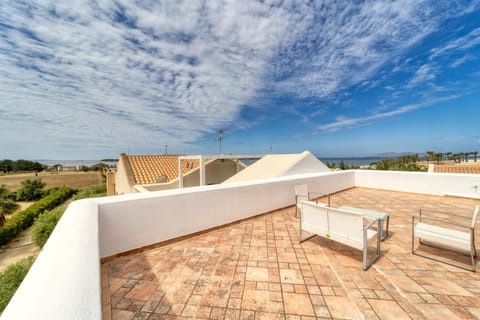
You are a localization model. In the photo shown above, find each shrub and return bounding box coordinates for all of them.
[31,184,105,248]
[73,183,106,200]
[0,185,19,228]
[0,187,75,245]
[31,205,67,248]
[16,179,46,201]
[0,256,35,314]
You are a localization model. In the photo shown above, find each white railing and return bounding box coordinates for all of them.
[2,170,479,319]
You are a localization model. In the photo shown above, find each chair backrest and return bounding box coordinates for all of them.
[472,205,480,228]
[327,208,363,243]
[295,184,308,197]
[301,201,328,233]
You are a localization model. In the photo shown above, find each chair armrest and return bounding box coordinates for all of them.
[420,209,471,220]
[413,215,472,230]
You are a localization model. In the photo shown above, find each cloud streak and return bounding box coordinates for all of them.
[316,94,462,133]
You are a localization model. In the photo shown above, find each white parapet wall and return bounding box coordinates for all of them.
[1,199,101,320]
[354,170,480,197]
[3,169,479,319]
[98,170,354,257]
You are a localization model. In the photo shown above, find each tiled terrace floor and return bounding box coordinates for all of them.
[102,187,480,320]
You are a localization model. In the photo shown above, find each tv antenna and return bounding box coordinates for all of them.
[216,129,225,155]
[164,143,168,154]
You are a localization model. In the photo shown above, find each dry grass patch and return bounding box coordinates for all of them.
[0,172,102,191]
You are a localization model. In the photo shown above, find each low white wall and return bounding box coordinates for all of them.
[98,170,354,257]
[354,170,480,197]
[1,200,101,320]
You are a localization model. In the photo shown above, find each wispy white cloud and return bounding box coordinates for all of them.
[402,26,480,88]
[0,0,478,158]
[406,64,438,88]
[430,28,480,59]
[316,94,462,133]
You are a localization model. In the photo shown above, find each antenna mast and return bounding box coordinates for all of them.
[218,129,224,155]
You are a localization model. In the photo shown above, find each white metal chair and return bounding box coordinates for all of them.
[300,201,381,270]
[412,205,479,272]
[294,184,329,218]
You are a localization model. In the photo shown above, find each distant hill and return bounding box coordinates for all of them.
[376,152,421,158]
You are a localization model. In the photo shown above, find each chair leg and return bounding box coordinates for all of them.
[384,216,390,240]
[362,244,368,270]
[470,249,476,272]
[411,217,415,254]
[377,220,382,254]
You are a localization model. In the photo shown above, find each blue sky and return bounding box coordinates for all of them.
[0,1,479,159]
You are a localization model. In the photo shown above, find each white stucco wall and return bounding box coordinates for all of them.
[133,159,241,192]
[1,200,101,320]
[114,155,136,194]
[354,170,480,197]
[98,170,353,257]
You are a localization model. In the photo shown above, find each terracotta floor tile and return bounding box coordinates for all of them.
[414,303,463,320]
[419,278,474,296]
[246,267,269,281]
[283,292,314,316]
[368,299,411,320]
[210,307,226,319]
[385,275,426,293]
[201,287,230,307]
[280,269,304,284]
[111,309,135,320]
[465,307,480,318]
[242,289,271,312]
[324,296,362,319]
[125,281,157,300]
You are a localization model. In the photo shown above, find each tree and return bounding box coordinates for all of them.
[425,151,434,162]
[451,153,460,163]
[0,184,18,227]
[434,152,443,164]
[372,159,392,170]
[16,179,46,201]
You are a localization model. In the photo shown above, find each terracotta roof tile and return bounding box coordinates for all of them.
[434,164,480,174]
[126,155,199,185]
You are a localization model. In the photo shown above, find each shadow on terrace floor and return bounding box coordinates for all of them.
[102,187,480,320]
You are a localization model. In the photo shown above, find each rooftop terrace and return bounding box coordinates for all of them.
[102,187,480,320]
[2,170,480,319]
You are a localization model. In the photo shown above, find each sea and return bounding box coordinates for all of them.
[318,157,383,167]
[36,157,382,168]
[36,160,117,167]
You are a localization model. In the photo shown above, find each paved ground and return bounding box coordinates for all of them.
[0,202,39,272]
[102,187,480,320]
